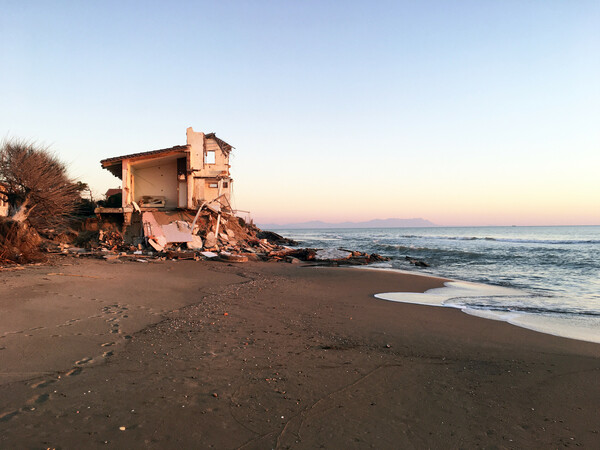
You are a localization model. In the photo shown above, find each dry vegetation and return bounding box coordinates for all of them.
[0,139,81,263]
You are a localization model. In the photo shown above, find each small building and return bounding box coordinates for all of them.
[98,127,234,220]
[104,188,122,199]
[0,183,8,217]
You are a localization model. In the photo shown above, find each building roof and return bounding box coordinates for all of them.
[100,145,189,167]
[99,133,234,179]
[105,188,122,198]
[100,134,234,166]
[205,133,234,155]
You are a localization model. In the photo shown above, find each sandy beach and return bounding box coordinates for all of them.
[1,258,599,449]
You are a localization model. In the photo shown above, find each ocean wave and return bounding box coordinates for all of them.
[401,235,600,245]
[444,296,600,317]
[489,238,599,245]
[399,235,486,241]
[375,243,488,258]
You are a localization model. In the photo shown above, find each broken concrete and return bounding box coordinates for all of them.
[186,235,203,250]
[315,249,353,261]
[56,201,389,268]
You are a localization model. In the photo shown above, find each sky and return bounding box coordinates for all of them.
[1,0,599,226]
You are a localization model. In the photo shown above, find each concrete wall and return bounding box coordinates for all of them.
[190,177,232,206]
[132,160,178,209]
[202,138,230,177]
[186,127,205,172]
[204,180,220,201]
[186,128,232,206]
[192,177,204,204]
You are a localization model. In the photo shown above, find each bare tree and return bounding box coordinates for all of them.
[0,138,80,229]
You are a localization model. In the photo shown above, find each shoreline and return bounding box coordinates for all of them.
[1,258,599,448]
[367,267,600,345]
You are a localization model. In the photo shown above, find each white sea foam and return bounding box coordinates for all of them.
[375,281,521,307]
[463,309,600,344]
[375,281,600,344]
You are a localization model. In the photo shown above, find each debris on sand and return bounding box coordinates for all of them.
[56,202,389,267]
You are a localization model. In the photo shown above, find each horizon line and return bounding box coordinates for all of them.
[256,221,599,228]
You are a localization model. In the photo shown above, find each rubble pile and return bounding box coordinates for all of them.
[98,230,130,252]
[47,203,388,266]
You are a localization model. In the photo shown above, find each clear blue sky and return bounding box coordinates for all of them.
[2,1,599,225]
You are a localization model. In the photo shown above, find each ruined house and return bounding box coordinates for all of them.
[97,127,234,223]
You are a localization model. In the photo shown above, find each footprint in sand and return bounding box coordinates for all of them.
[26,393,50,405]
[0,410,18,423]
[30,379,57,389]
[65,367,82,377]
[58,318,81,328]
[75,357,93,365]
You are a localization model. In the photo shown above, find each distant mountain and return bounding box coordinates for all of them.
[258,218,436,230]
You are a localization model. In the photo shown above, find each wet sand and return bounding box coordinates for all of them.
[1,258,599,448]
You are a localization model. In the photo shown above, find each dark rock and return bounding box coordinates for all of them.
[369,253,389,262]
[256,230,298,246]
[406,257,429,267]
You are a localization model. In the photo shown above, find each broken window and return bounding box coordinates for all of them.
[177,157,187,175]
[177,157,187,181]
[205,151,215,164]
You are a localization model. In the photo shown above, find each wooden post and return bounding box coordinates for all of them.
[215,213,222,238]
[121,160,131,208]
[191,201,207,232]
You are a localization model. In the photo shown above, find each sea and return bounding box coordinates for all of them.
[277,226,600,344]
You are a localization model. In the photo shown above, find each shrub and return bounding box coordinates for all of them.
[0,138,80,229]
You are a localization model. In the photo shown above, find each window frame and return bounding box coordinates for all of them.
[205,151,216,165]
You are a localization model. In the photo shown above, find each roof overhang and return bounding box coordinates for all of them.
[100,145,189,179]
[205,133,234,156]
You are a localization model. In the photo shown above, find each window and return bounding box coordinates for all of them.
[222,182,228,188]
[208,183,218,188]
[205,151,215,164]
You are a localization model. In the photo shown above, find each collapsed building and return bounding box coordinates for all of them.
[94,127,242,252]
[89,126,386,265]
[97,127,234,224]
